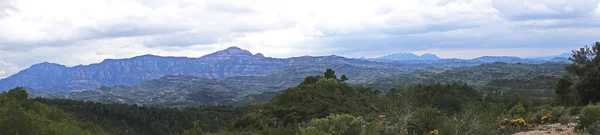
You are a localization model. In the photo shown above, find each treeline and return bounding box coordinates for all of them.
[218,69,542,134]
[2,42,600,135]
[34,98,249,135]
[0,87,107,135]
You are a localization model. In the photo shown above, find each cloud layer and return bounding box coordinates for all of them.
[0,0,599,78]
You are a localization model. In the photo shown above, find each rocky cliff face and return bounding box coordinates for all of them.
[0,47,290,92]
[0,46,563,92]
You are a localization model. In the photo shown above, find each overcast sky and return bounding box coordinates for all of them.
[0,0,599,78]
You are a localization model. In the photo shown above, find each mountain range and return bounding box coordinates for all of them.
[377,53,440,61]
[1,47,571,93]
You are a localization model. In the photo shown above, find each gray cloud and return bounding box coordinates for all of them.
[493,0,599,21]
[1,0,599,78]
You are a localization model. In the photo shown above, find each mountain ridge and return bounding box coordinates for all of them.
[0,47,571,92]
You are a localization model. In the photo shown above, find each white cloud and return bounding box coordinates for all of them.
[0,0,599,78]
[492,0,598,20]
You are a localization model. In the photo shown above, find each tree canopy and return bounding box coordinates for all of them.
[0,87,107,135]
[563,42,600,104]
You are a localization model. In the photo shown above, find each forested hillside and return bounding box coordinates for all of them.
[0,87,107,135]
[2,43,598,135]
[369,62,567,98]
[35,98,249,135]
[30,62,567,107]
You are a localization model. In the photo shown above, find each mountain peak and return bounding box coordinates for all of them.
[378,52,439,61]
[203,46,253,57]
[30,62,66,68]
[226,46,243,50]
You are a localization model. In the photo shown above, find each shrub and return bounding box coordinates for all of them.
[498,117,532,134]
[527,106,570,124]
[557,114,573,125]
[578,105,600,130]
[580,121,600,134]
[409,107,446,134]
[440,107,495,135]
[299,114,387,135]
[507,103,526,118]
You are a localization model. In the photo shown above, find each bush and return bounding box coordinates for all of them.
[526,106,570,124]
[557,114,574,125]
[580,121,600,134]
[578,105,600,130]
[440,107,495,135]
[299,114,387,135]
[507,103,526,118]
[409,107,446,134]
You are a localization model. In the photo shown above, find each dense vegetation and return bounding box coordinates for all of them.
[35,98,249,135]
[2,42,599,134]
[0,87,106,135]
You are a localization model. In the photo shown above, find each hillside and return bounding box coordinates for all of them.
[368,62,567,98]
[32,62,568,107]
[1,47,567,93]
[0,87,107,135]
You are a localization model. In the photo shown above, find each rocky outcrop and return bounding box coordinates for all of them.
[0,47,290,92]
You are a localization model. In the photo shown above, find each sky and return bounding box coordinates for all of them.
[0,0,600,78]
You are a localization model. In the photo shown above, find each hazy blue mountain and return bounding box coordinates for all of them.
[471,56,545,63]
[532,53,572,60]
[36,62,568,107]
[1,47,414,92]
[377,53,440,61]
[1,46,567,93]
[0,47,289,92]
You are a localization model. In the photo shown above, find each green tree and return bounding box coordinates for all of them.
[340,74,349,82]
[300,114,386,135]
[324,69,337,79]
[564,42,600,104]
[0,87,107,135]
[555,76,574,105]
[578,105,600,130]
[183,120,205,135]
[6,87,28,100]
[300,75,322,85]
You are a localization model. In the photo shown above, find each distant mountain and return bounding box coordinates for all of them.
[471,56,546,63]
[1,46,568,93]
[532,53,572,60]
[0,47,289,92]
[377,53,440,61]
[36,62,569,107]
[38,61,415,107]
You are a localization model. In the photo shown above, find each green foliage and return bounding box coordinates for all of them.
[262,77,378,126]
[387,83,481,113]
[35,98,249,135]
[371,62,567,98]
[580,121,600,134]
[183,120,206,135]
[409,107,446,134]
[526,106,571,124]
[555,76,574,105]
[564,42,600,104]
[440,106,496,135]
[299,114,387,135]
[557,114,574,124]
[0,87,107,135]
[300,75,323,85]
[6,87,28,100]
[507,103,527,118]
[340,74,349,82]
[578,105,600,130]
[324,69,337,79]
[232,69,380,132]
